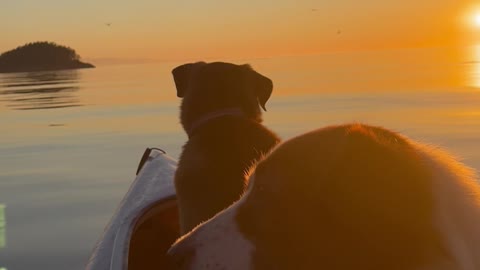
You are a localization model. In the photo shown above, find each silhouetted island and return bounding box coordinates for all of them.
[0,41,94,73]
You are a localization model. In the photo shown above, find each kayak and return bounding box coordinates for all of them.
[86,148,179,270]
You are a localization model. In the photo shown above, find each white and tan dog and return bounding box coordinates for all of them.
[168,123,480,270]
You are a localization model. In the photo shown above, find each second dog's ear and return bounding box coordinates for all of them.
[252,71,273,111]
[172,62,205,98]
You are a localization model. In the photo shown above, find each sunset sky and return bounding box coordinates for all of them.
[1,0,478,62]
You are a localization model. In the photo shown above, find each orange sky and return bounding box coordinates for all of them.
[1,1,478,62]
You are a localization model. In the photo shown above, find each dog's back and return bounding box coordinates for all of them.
[177,117,278,233]
[172,62,280,234]
[169,123,480,270]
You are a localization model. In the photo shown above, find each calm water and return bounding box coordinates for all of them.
[1,47,480,269]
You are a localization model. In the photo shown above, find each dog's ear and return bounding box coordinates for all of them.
[172,62,205,98]
[251,70,273,111]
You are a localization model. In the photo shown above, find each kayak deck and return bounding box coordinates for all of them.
[86,148,180,270]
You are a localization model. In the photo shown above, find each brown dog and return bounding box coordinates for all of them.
[169,123,480,270]
[172,62,280,234]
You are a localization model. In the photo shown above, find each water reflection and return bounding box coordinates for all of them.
[465,45,480,88]
[469,62,480,88]
[0,70,82,110]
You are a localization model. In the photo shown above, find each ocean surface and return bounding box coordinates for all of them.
[1,47,480,269]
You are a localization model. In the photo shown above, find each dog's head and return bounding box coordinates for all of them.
[168,124,478,269]
[172,62,273,132]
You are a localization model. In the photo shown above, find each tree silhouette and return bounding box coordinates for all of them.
[0,41,94,73]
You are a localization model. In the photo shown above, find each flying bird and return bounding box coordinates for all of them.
[105,23,112,27]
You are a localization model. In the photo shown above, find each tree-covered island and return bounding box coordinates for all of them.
[0,41,94,73]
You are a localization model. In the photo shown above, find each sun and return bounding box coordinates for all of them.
[474,13,480,27]
[464,6,480,29]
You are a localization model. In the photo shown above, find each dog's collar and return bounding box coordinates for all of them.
[187,107,245,137]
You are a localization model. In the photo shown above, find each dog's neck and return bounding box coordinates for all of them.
[187,107,245,138]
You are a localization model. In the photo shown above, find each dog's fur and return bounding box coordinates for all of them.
[169,123,480,270]
[172,62,280,234]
